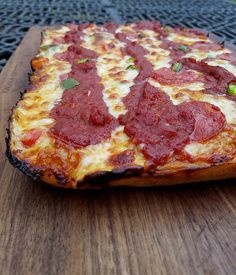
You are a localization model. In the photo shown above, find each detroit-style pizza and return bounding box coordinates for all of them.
[7,21,236,188]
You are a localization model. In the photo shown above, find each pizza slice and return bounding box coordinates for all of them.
[6,21,236,188]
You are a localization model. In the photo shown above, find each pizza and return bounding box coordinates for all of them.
[6,21,236,189]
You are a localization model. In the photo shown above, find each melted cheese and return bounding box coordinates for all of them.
[74,25,144,180]
[82,27,138,117]
[11,27,71,152]
[139,30,171,70]
[185,130,236,160]
[74,126,145,180]
[168,32,209,44]
[184,48,230,60]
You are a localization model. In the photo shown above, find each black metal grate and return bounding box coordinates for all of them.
[115,0,236,46]
[0,0,236,70]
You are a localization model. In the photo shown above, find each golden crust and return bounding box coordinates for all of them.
[104,162,236,188]
[8,149,236,189]
[7,132,236,188]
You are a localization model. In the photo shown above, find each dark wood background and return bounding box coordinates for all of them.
[0,27,236,275]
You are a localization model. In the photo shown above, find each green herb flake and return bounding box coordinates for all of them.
[138,34,146,38]
[227,84,236,96]
[172,62,182,72]
[40,44,58,51]
[77,58,90,64]
[127,57,135,63]
[60,78,80,90]
[126,65,137,70]
[179,45,188,52]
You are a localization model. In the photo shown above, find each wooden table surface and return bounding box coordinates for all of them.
[0,26,236,275]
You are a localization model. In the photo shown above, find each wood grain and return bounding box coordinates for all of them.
[0,26,236,275]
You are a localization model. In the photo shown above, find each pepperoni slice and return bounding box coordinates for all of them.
[190,41,222,51]
[135,21,161,32]
[55,45,97,63]
[152,67,200,85]
[104,22,118,34]
[160,40,189,62]
[115,32,128,43]
[125,42,148,58]
[182,58,236,95]
[174,27,206,38]
[217,53,236,66]
[178,101,226,142]
[124,43,153,82]
[134,21,167,38]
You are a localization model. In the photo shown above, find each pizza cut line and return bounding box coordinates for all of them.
[6,21,236,188]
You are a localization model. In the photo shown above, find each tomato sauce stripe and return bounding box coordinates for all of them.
[50,24,117,148]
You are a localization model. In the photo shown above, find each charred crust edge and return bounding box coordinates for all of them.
[76,165,144,188]
[5,129,42,181]
[5,27,45,182]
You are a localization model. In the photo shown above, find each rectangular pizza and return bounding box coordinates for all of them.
[6,21,236,189]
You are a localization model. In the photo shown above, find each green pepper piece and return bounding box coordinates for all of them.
[138,34,146,38]
[40,44,58,51]
[172,62,182,72]
[60,78,80,90]
[77,58,90,64]
[227,84,236,96]
[127,57,135,63]
[179,45,188,52]
[126,65,137,70]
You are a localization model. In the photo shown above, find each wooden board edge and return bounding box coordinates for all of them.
[0,26,42,84]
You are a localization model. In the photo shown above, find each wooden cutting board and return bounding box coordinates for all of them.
[0,26,236,275]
